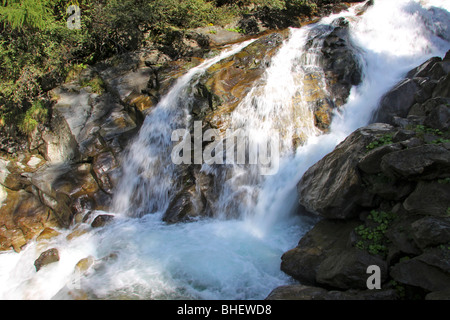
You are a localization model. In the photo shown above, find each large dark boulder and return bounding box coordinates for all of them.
[276,49,450,301]
[280,219,360,285]
[320,18,363,107]
[402,181,450,217]
[297,123,394,219]
[373,79,421,124]
[390,251,450,292]
[315,248,388,290]
[380,145,450,180]
[265,284,397,300]
[372,51,450,125]
[410,216,450,249]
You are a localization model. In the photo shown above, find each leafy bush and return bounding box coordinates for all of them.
[0,0,343,141]
[79,74,105,94]
[365,133,394,151]
[18,100,48,134]
[354,210,397,257]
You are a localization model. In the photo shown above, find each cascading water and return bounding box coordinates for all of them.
[112,39,258,218]
[0,0,449,300]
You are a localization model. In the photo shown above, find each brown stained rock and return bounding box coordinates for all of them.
[66,227,89,241]
[91,214,114,228]
[197,33,286,132]
[36,228,61,242]
[92,152,119,194]
[75,256,95,273]
[34,248,60,272]
[0,188,58,252]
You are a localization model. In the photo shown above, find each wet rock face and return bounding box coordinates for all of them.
[91,214,114,228]
[301,17,363,131]
[320,18,363,107]
[372,52,450,125]
[0,188,58,252]
[162,33,289,224]
[297,123,395,220]
[0,153,59,252]
[278,50,450,300]
[191,32,288,132]
[0,52,155,252]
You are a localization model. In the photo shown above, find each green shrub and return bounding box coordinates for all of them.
[389,280,406,299]
[366,133,394,151]
[18,100,48,134]
[226,27,245,33]
[79,74,105,94]
[354,210,396,257]
[431,138,450,144]
[285,0,318,15]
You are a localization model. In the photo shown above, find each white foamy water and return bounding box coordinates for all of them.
[0,0,449,300]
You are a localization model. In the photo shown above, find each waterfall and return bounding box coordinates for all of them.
[0,0,448,300]
[112,39,257,217]
[208,25,330,220]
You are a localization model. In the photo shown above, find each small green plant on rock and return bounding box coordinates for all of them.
[225,27,245,33]
[18,100,48,134]
[79,75,106,95]
[413,125,443,136]
[430,137,450,144]
[354,210,396,257]
[365,133,394,151]
[407,124,449,143]
[438,177,450,184]
[389,280,406,299]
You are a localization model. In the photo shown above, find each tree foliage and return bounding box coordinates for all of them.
[0,0,55,31]
[0,0,338,136]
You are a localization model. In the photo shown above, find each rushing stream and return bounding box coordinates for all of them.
[0,0,449,300]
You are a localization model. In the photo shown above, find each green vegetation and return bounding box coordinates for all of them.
[365,133,394,151]
[406,124,450,142]
[430,137,450,144]
[17,99,48,134]
[79,74,105,94]
[226,27,245,33]
[438,177,450,184]
[389,280,406,299]
[411,124,443,136]
[0,0,336,141]
[354,210,397,257]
